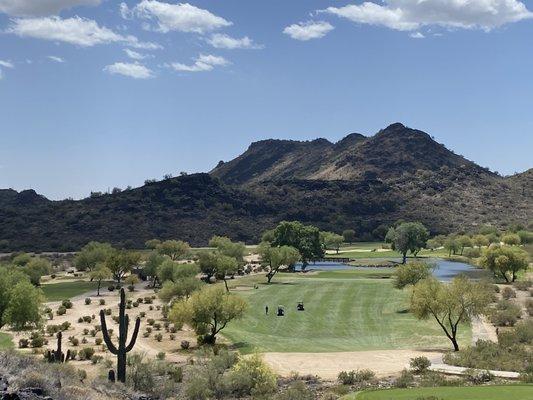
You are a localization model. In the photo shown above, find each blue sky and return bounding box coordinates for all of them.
[1,0,532,200]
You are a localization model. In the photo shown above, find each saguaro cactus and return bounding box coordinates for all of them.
[45,331,70,363]
[100,288,140,383]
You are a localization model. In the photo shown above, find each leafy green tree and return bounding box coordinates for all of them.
[444,237,460,256]
[145,239,161,250]
[393,262,433,289]
[502,233,521,246]
[157,259,180,283]
[209,236,246,263]
[321,232,344,254]
[4,280,44,331]
[143,251,166,287]
[12,253,31,266]
[215,255,239,292]
[258,243,300,283]
[472,234,489,249]
[342,229,356,244]
[159,277,203,303]
[24,257,51,286]
[385,222,429,264]
[457,235,472,255]
[156,240,190,261]
[479,245,529,282]
[0,268,31,328]
[170,285,247,344]
[106,250,141,285]
[89,264,112,296]
[75,241,113,272]
[425,239,440,250]
[198,252,219,282]
[271,221,323,267]
[410,276,493,351]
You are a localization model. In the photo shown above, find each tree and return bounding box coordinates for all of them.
[4,280,43,331]
[209,236,246,263]
[472,234,489,249]
[157,259,180,284]
[24,257,51,286]
[75,242,113,272]
[89,264,112,296]
[271,221,324,267]
[215,255,239,292]
[0,268,31,329]
[342,229,356,244]
[385,222,429,264]
[170,285,247,344]
[258,243,300,284]
[410,276,493,351]
[393,262,433,289]
[502,233,521,246]
[158,263,202,302]
[322,232,344,254]
[143,251,166,287]
[106,250,141,285]
[444,237,460,257]
[479,245,529,282]
[145,239,161,250]
[156,240,190,261]
[198,252,219,282]
[12,253,31,266]
[125,275,140,290]
[457,235,472,255]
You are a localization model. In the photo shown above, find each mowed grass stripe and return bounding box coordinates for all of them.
[223,275,470,353]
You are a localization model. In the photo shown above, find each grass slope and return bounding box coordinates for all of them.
[349,385,533,400]
[41,280,103,301]
[223,273,470,353]
[0,332,13,350]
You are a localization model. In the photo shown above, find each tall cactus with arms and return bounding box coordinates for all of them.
[100,288,141,383]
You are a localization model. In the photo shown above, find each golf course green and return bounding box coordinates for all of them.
[347,385,533,399]
[223,271,470,353]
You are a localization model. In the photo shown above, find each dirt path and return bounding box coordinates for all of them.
[262,349,444,380]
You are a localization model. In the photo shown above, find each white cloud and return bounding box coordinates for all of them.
[0,69,3,80]
[321,0,533,32]
[47,55,65,62]
[8,16,162,49]
[283,21,334,41]
[0,0,101,17]
[124,1,232,33]
[207,33,262,49]
[124,48,150,60]
[0,60,14,68]
[104,62,154,79]
[410,31,425,38]
[169,54,229,72]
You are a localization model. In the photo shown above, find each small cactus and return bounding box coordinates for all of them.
[100,288,140,383]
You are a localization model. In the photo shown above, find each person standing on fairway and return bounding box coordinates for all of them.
[265,305,269,315]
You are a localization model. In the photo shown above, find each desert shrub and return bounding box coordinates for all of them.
[144,297,153,304]
[394,369,414,388]
[156,351,166,360]
[56,306,67,316]
[169,334,175,341]
[18,338,29,348]
[490,300,522,326]
[410,356,431,374]
[89,329,96,337]
[70,337,79,346]
[149,305,154,311]
[105,308,111,315]
[169,325,177,333]
[108,285,115,292]
[227,353,277,397]
[181,340,190,349]
[143,332,150,338]
[91,354,103,364]
[154,333,163,342]
[338,369,375,384]
[514,280,532,291]
[140,311,146,318]
[147,318,155,326]
[30,333,45,348]
[463,247,481,258]
[77,317,83,323]
[132,302,139,307]
[274,381,313,400]
[146,327,152,334]
[82,328,89,335]
[61,299,73,309]
[81,337,88,344]
[84,298,91,305]
[464,368,494,384]
[137,297,143,303]
[82,316,92,323]
[168,365,183,383]
[78,347,95,360]
[95,338,102,345]
[419,371,458,387]
[526,299,533,317]
[502,287,516,300]
[99,299,106,305]
[154,323,161,330]
[60,321,70,330]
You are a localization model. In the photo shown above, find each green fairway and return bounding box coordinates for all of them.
[223,273,470,353]
[346,385,533,400]
[0,332,13,350]
[308,269,394,280]
[41,280,104,301]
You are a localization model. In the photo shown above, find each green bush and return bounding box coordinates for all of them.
[56,306,67,316]
[410,356,431,374]
[464,368,494,384]
[78,347,95,360]
[61,299,73,309]
[18,338,29,348]
[30,333,45,348]
[274,381,313,400]
[502,286,516,300]
[394,369,414,388]
[227,353,277,397]
[99,299,106,305]
[490,300,522,326]
[84,298,91,305]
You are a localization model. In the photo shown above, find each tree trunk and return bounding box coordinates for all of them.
[267,273,273,283]
[402,252,407,264]
[97,280,101,296]
[223,278,229,293]
[450,336,459,352]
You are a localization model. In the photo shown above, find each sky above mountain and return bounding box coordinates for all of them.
[1,0,532,199]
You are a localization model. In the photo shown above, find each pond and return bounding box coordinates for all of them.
[294,258,490,282]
